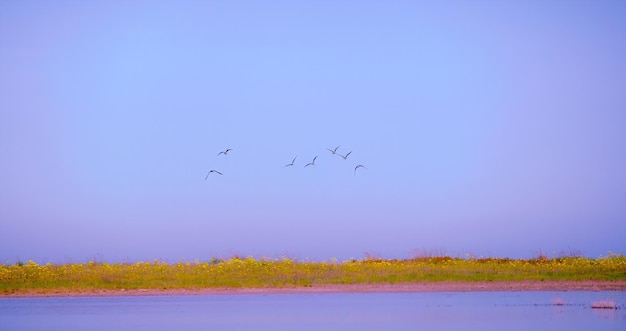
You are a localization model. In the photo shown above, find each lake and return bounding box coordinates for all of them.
[1,291,625,330]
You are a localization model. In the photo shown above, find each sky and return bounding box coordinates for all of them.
[1,0,625,263]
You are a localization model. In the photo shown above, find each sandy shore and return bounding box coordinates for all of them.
[4,281,626,298]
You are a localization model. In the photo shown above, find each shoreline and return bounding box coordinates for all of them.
[4,281,626,298]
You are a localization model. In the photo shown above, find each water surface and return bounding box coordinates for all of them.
[1,291,625,331]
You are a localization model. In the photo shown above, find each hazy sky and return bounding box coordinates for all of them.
[1,1,625,263]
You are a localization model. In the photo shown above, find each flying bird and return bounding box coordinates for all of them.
[304,155,318,167]
[354,164,366,175]
[204,169,223,180]
[339,151,352,160]
[283,156,297,167]
[217,148,232,156]
[327,145,340,155]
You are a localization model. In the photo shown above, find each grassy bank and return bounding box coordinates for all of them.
[2,254,625,294]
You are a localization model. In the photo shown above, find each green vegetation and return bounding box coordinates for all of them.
[2,254,625,294]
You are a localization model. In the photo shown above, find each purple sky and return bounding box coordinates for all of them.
[1,1,625,263]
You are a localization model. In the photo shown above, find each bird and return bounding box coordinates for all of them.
[327,145,340,155]
[338,151,352,160]
[217,148,232,156]
[354,164,366,175]
[204,169,223,180]
[304,155,318,167]
[283,156,297,167]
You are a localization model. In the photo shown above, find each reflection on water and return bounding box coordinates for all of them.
[1,291,625,331]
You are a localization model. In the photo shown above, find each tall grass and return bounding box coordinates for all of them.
[1,254,625,294]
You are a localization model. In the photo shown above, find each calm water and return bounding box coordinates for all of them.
[1,291,625,331]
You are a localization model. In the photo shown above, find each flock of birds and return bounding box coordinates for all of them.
[205,145,366,180]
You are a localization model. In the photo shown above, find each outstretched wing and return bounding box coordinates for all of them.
[354,164,366,175]
[206,169,223,178]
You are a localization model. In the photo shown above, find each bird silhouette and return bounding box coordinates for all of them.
[217,148,232,156]
[354,164,366,175]
[304,155,318,167]
[283,156,297,167]
[204,169,223,180]
[338,151,352,160]
[327,145,340,155]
